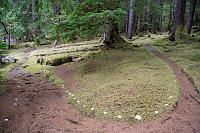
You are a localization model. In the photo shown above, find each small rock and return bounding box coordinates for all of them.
[136,115,141,120]
[155,111,158,114]
[4,118,8,122]
[77,100,80,103]
[118,115,122,119]
[14,98,18,101]
[14,103,18,106]
[165,104,169,106]
[104,112,108,115]
[169,96,173,99]
[91,107,94,111]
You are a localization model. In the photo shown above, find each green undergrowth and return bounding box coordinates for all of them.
[152,35,200,94]
[67,47,179,123]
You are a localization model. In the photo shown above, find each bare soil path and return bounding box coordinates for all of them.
[0,46,200,133]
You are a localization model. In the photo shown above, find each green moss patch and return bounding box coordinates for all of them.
[66,47,179,123]
[152,35,200,95]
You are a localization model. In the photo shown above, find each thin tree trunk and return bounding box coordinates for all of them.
[127,0,134,39]
[7,30,10,49]
[186,0,197,35]
[169,0,186,41]
[159,0,163,31]
[167,0,173,31]
[139,15,144,32]
[134,14,138,33]
[143,1,150,31]
[32,0,36,39]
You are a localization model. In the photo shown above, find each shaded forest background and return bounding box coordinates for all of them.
[0,0,200,50]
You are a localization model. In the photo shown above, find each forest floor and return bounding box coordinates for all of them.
[0,34,200,133]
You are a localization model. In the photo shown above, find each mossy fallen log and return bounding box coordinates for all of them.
[46,56,73,66]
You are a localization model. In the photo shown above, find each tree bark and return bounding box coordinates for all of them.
[167,0,173,31]
[159,0,163,31]
[32,0,36,39]
[127,0,134,39]
[139,15,144,32]
[186,0,197,35]
[169,0,186,41]
[143,1,151,31]
[7,30,10,49]
[103,22,125,48]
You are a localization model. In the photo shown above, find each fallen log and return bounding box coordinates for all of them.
[46,56,73,66]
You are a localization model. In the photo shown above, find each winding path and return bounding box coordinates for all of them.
[0,46,200,133]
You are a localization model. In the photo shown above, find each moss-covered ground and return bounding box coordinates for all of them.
[151,34,200,95]
[0,48,28,95]
[67,46,179,123]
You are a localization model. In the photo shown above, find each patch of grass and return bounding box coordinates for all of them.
[67,47,179,123]
[152,35,200,95]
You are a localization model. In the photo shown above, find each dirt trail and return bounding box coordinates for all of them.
[0,46,200,133]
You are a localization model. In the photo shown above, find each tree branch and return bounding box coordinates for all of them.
[0,20,9,35]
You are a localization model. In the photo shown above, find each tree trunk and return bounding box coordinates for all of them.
[159,0,163,31]
[127,0,134,39]
[122,0,129,34]
[55,4,61,23]
[7,30,10,50]
[134,15,138,34]
[195,13,198,27]
[144,1,151,31]
[32,0,36,39]
[153,0,161,33]
[169,0,186,41]
[103,22,124,48]
[139,15,144,32]
[168,0,173,31]
[186,0,197,35]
